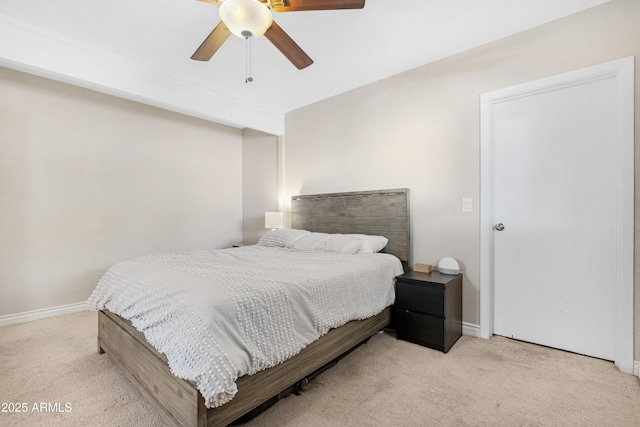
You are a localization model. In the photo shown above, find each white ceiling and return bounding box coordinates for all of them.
[0,0,608,134]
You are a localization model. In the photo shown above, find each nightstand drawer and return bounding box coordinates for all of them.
[395,281,444,317]
[394,308,445,351]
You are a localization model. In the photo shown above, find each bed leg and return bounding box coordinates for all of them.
[97,337,105,354]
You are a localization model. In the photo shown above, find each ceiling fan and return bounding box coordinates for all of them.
[192,0,366,70]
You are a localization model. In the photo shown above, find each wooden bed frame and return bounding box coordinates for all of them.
[97,188,410,426]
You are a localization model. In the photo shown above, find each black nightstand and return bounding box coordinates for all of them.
[394,271,462,353]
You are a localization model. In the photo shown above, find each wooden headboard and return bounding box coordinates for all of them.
[291,188,411,267]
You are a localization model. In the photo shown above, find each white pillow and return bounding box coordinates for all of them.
[347,234,389,253]
[290,232,362,255]
[258,228,310,248]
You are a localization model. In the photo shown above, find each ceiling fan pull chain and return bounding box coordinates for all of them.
[243,30,254,83]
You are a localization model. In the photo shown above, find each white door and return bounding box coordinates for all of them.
[480,58,634,368]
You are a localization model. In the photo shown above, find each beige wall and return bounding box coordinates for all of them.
[284,0,640,357]
[0,67,243,316]
[242,129,279,245]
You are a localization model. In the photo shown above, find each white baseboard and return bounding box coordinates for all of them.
[0,302,89,327]
[463,322,481,337]
[634,360,639,378]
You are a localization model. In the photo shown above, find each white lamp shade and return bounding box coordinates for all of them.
[219,0,273,38]
[265,212,284,229]
[438,257,460,275]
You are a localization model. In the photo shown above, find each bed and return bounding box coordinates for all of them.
[91,188,410,426]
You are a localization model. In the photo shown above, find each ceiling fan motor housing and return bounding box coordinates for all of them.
[265,0,287,8]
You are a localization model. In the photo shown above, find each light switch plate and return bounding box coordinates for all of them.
[462,197,473,213]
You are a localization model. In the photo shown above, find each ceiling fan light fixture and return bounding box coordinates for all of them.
[219,0,273,38]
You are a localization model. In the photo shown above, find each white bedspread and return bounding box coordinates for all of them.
[87,245,403,408]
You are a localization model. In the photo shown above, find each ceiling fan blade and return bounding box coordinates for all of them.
[191,21,232,61]
[264,21,313,70]
[271,0,365,12]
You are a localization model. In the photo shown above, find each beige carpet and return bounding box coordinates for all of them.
[1,311,638,426]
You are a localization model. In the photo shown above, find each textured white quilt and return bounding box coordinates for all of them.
[88,245,403,408]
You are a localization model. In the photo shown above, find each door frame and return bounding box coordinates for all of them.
[479,57,634,373]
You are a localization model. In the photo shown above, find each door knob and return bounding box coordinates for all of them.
[494,223,505,231]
